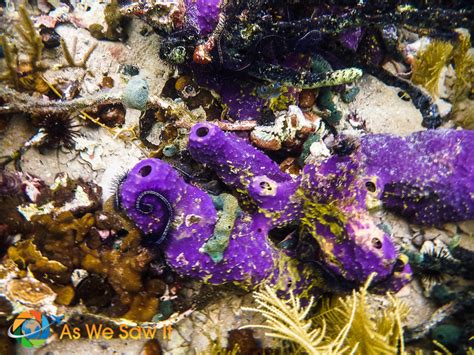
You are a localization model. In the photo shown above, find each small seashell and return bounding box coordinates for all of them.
[298,89,317,109]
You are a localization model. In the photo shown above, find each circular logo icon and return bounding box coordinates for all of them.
[8,310,51,348]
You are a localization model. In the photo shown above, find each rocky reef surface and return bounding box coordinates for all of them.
[0,1,473,354]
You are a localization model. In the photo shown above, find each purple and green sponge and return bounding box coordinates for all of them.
[118,126,474,298]
[117,158,323,299]
[118,124,469,298]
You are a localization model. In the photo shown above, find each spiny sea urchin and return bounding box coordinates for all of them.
[34,113,80,150]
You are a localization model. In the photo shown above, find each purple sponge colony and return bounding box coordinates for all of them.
[118,158,323,299]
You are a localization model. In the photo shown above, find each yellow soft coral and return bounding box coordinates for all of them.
[314,277,409,355]
[453,30,474,101]
[241,284,355,354]
[242,275,409,354]
[451,30,474,129]
[412,40,453,97]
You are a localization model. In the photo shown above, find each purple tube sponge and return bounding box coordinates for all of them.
[119,158,216,242]
[219,79,264,121]
[294,129,473,290]
[188,122,291,190]
[188,123,415,292]
[360,129,474,225]
[118,158,322,297]
[300,158,403,287]
[119,158,266,284]
[185,0,221,36]
[248,175,302,227]
[119,125,474,298]
[189,123,302,226]
[339,27,364,52]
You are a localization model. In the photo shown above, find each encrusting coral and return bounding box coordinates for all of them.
[3,175,175,321]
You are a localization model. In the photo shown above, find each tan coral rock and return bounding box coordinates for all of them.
[6,277,56,307]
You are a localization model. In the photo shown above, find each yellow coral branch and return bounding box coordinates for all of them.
[242,274,408,355]
[0,35,19,88]
[412,40,453,97]
[16,5,44,71]
[60,38,97,69]
[241,284,352,355]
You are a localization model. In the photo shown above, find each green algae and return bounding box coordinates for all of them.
[200,193,241,263]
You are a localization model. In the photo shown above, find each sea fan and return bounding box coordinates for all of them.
[241,284,356,355]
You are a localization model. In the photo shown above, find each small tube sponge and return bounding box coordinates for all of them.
[123,76,149,111]
[188,122,292,192]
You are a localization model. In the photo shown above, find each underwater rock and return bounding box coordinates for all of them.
[227,329,258,354]
[431,324,462,351]
[298,89,317,110]
[6,274,56,308]
[76,274,116,309]
[140,339,162,355]
[0,170,22,196]
[173,75,223,117]
[39,26,61,49]
[17,174,102,221]
[85,103,126,128]
[121,64,140,76]
[120,0,187,36]
[88,0,128,41]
